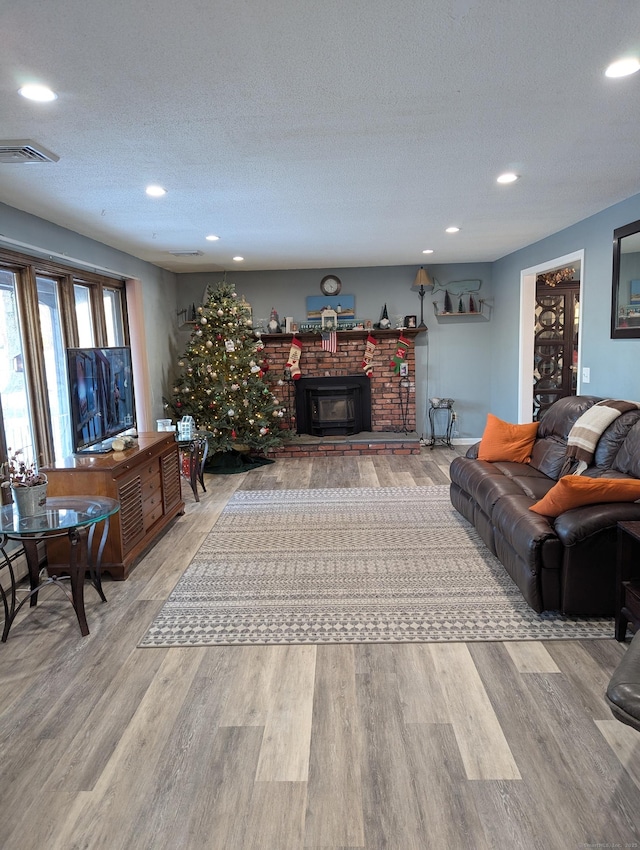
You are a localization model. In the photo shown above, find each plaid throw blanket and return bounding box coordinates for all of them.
[560,398,640,476]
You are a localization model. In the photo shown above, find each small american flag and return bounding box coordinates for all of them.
[321,330,337,353]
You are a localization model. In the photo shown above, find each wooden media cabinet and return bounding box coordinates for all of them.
[43,432,185,580]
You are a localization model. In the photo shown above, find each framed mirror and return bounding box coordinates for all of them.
[611,217,640,338]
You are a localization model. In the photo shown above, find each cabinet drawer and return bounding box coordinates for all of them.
[144,498,164,530]
[138,459,160,484]
[141,472,161,501]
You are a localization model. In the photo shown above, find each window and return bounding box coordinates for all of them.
[73,284,95,347]
[38,276,73,460]
[103,287,126,346]
[0,249,129,468]
[0,269,34,468]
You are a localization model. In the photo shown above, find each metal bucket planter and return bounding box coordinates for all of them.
[11,479,48,517]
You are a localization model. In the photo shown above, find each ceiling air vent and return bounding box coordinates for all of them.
[0,140,60,164]
[168,250,204,257]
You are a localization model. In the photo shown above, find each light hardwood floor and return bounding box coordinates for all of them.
[1,449,639,849]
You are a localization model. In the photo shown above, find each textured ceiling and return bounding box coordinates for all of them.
[1,0,639,273]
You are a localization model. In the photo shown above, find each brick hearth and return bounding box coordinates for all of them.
[262,329,422,456]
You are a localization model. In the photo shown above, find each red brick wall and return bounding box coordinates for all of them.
[261,330,417,433]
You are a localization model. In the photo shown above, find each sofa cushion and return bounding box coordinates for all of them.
[528,395,601,480]
[613,419,640,478]
[536,395,600,440]
[528,436,571,481]
[593,410,640,469]
[477,414,539,463]
[491,494,563,574]
[529,476,640,517]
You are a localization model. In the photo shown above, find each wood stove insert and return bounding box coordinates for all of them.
[295,376,372,436]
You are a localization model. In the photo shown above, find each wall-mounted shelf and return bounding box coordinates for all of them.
[433,298,492,323]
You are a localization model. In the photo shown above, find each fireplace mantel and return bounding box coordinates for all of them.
[260,328,423,343]
[262,328,422,442]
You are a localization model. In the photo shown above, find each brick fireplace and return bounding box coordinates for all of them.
[262,329,422,457]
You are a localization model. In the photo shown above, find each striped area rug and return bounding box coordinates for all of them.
[139,486,613,647]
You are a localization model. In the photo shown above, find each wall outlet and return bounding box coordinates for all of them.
[582,366,590,383]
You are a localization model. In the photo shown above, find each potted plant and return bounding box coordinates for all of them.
[1,449,48,516]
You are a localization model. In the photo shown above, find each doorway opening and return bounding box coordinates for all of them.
[518,250,584,423]
[533,276,580,420]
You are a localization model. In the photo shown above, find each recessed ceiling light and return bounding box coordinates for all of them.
[605,57,640,78]
[445,226,460,234]
[422,249,434,254]
[497,172,519,184]
[233,256,244,262]
[18,84,57,102]
[145,185,166,197]
[205,234,220,241]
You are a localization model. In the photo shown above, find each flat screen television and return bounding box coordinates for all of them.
[66,346,136,453]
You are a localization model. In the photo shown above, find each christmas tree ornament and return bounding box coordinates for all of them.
[217,309,224,316]
[362,334,378,377]
[206,340,213,348]
[201,317,208,324]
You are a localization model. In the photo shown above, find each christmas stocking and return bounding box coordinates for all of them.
[390,334,412,373]
[286,336,303,380]
[362,333,378,377]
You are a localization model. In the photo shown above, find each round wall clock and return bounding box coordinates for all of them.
[320,274,342,296]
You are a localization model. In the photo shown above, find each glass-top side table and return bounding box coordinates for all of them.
[0,496,120,641]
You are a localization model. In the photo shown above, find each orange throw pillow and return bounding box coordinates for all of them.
[477,414,539,463]
[529,476,640,517]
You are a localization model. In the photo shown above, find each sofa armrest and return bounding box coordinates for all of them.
[553,501,640,547]
[466,442,480,459]
[606,632,640,731]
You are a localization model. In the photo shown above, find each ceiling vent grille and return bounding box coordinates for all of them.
[168,250,204,257]
[0,140,60,164]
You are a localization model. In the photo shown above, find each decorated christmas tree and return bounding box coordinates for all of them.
[171,281,288,455]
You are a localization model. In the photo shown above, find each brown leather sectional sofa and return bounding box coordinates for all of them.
[449,395,640,615]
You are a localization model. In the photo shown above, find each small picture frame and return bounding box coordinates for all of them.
[404,315,417,329]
